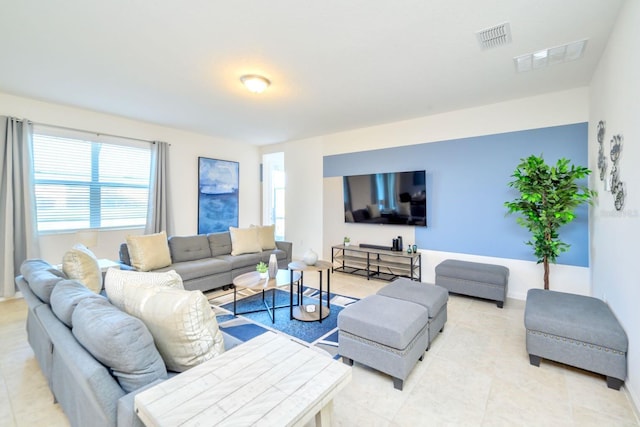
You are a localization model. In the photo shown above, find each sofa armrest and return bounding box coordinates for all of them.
[119,243,131,266]
[276,241,292,264]
[117,379,165,427]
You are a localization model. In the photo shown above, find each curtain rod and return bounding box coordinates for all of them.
[24,119,161,144]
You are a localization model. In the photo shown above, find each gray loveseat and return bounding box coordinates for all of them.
[119,231,292,293]
[15,259,240,427]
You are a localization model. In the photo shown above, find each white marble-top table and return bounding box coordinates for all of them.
[134,331,352,427]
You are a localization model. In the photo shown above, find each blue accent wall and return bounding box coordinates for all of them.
[324,123,590,267]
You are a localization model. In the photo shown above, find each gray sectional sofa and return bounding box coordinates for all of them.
[119,231,292,293]
[15,259,241,427]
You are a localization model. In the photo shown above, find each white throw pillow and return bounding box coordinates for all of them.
[62,244,102,293]
[251,224,276,250]
[126,231,172,272]
[398,201,411,216]
[367,204,381,218]
[104,268,184,310]
[121,286,225,372]
[229,227,262,256]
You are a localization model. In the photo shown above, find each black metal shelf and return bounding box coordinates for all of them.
[331,244,421,282]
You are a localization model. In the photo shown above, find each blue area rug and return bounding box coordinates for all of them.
[210,287,358,358]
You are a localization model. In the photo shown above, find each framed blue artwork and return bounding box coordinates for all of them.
[197,157,239,234]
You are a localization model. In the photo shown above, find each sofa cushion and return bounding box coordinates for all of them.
[72,297,167,393]
[126,231,172,272]
[252,224,276,250]
[215,253,263,270]
[104,268,184,310]
[154,258,231,282]
[260,249,287,263]
[20,259,67,303]
[229,227,262,256]
[62,244,102,293]
[208,232,232,257]
[168,235,212,263]
[51,279,106,328]
[121,286,225,372]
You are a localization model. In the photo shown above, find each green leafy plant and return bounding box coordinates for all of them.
[343,236,351,243]
[256,262,268,273]
[505,155,596,290]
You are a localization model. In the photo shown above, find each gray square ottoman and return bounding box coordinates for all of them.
[338,294,429,390]
[377,278,448,350]
[525,289,628,389]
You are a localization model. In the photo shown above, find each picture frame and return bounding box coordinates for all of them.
[197,157,239,234]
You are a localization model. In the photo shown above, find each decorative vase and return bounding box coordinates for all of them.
[303,248,318,266]
[268,254,278,278]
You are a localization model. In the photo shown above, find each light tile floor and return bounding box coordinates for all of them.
[1,273,638,426]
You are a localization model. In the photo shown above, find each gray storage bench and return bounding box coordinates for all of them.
[435,259,509,308]
[338,280,448,390]
[525,289,628,390]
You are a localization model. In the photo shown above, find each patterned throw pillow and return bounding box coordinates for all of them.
[62,244,102,293]
[120,286,225,372]
[104,268,183,311]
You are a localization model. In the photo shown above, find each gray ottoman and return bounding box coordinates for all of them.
[338,294,429,390]
[435,259,509,308]
[377,278,448,350]
[525,289,628,390]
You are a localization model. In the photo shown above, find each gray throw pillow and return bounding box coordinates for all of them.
[72,298,167,393]
[20,259,67,303]
[50,279,105,328]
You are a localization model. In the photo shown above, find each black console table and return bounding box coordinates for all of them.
[331,244,421,282]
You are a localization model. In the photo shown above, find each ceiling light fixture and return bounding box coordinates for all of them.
[514,39,587,73]
[240,74,270,94]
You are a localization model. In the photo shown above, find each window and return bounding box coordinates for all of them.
[33,130,151,232]
[262,152,285,241]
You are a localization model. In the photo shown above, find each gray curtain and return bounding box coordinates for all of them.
[0,117,40,298]
[145,141,172,235]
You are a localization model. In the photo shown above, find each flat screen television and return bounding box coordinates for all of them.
[343,170,427,226]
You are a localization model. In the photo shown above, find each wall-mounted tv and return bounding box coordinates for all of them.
[343,170,427,226]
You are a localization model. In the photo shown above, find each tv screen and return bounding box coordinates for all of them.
[343,170,427,226]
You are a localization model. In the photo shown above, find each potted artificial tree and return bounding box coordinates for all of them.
[505,155,596,290]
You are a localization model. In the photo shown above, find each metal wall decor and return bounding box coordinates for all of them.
[597,119,626,211]
[609,134,625,211]
[596,121,607,182]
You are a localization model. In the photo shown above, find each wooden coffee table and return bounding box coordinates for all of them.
[134,331,352,427]
[232,269,301,323]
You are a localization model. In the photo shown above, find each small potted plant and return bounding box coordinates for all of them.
[343,236,351,247]
[256,262,268,278]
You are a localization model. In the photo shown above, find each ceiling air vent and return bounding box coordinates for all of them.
[476,22,512,50]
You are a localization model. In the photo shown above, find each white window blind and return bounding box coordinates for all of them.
[33,131,151,232]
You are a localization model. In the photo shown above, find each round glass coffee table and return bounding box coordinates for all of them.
[232,269,301,323]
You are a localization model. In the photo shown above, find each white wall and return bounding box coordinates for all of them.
[267,87,590,297]
[0,92,261,262]
[589,0,640,411]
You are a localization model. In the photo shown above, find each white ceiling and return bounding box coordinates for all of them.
[0,0,624,145]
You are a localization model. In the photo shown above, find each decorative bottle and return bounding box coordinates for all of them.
[268,254,278,278]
